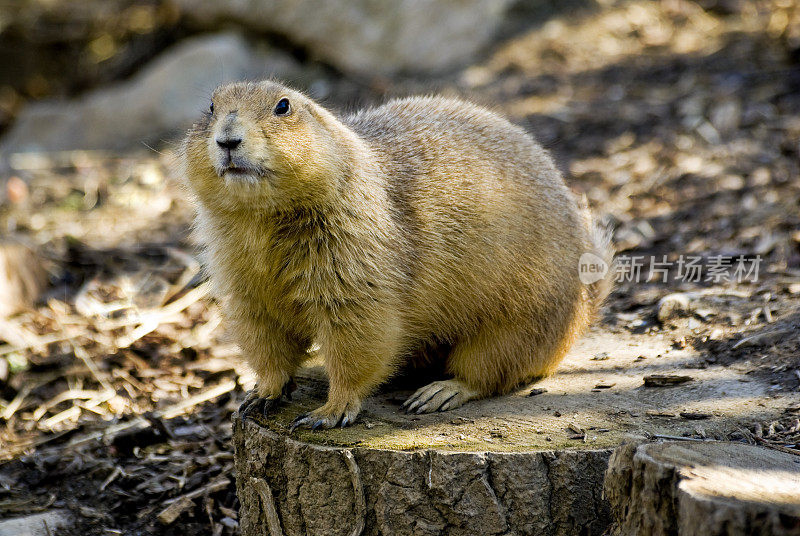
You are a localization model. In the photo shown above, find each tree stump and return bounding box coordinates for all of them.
[232,364,616,536]
[604,441,800,536]
[232,327,793,536]
[233,415,612,536]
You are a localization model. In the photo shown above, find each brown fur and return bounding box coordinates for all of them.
[181,81,613,428]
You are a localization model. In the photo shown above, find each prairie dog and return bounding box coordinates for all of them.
[181,81,612,430]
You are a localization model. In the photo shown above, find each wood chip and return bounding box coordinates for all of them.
[732,328,792,349]
[567,423,585,439]
[67,380,236,448]
[100,467,123,491]
[644,375,693,387]
[646,410,676,418]
[162,477,230,506]
[753,436,800,457]
[680,412,711,420]
[0,385,31,420]
[645,433,714,442]
[527,388,547,397]
[157,496,194,525]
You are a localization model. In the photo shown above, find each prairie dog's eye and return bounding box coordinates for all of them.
[209,102,214,114]
[274,98,291,116]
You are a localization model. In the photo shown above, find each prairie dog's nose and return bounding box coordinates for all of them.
[216,136,242,150]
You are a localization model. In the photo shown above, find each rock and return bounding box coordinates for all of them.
[0,510,72,536]
[604,441,800,536]
[657,293,693,323]
[0,33,304,155]
[175,0,514,75]
[709,98,741,134]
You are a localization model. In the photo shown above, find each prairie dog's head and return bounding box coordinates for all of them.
[182,81,347,211]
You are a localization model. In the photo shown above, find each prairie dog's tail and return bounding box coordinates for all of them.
[586,220,614,312]
[577,197,615,315]
[538,205,614,379]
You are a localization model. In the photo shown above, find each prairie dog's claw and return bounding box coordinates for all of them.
[289,412,310,432]
[239,395,280,422]
[239,380,296,422]
[289,401,360,432]
[402,379,480,414]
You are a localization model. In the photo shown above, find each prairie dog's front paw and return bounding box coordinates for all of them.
[289,399,361,431]
[257,378,296,400]
[239,380,296,422]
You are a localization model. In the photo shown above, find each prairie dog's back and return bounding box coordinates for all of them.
[345,97,590,338]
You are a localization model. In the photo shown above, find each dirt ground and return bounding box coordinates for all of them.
[0,1,798,534]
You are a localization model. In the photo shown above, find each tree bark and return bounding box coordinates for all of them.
[604,441,800,536]
[233,416,612,536]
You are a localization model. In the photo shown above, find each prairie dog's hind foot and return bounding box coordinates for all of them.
[401,379,481,414]
[239,380,296,422]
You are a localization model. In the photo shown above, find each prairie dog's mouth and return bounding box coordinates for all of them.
[216,162,272,181]
[223,166,255,176]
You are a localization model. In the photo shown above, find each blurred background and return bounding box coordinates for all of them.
[0,1,798,535]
